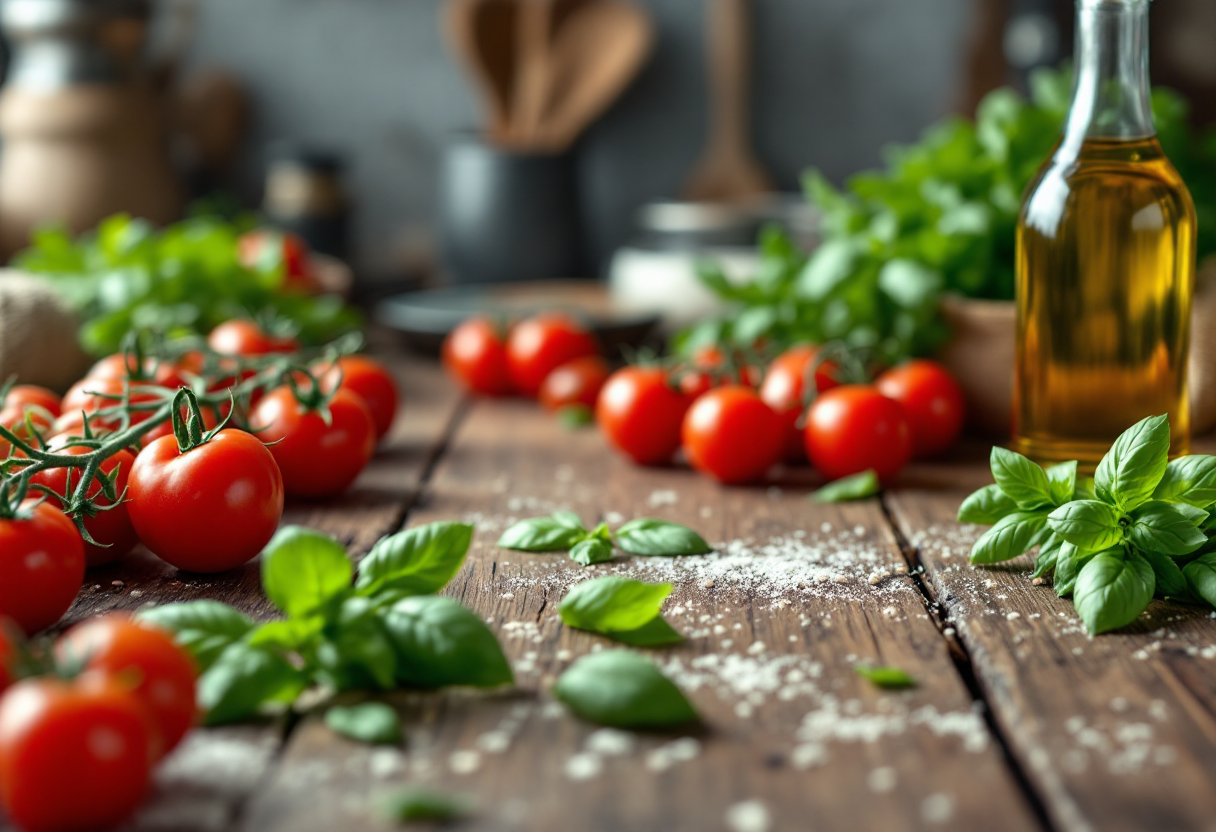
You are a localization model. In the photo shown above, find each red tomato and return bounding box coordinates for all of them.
[239,230,316,292]
[315,355,400,440]
[58,614,197,760]
[0,403,54,457]
[0,676,152,832]
[0,623,13,694]
[875,360,966,458]
[804,385,912,483]
[2,385,61,418]
[0,502,85,634]
[252,387,376,499]
[87,355,187,390]
[129,429,284,572]
[538,356,610,412]
[596,367,692,467]
[442,317,513,396]
[759,345,840,462]
[505,313,598,397]
[29,437,138,567]
[678,345,763,397]
[49,410,117,442]
[61,377,162,428]
[682,386,784,484]
[207,320,300,356]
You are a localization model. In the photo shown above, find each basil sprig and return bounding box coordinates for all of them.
[958,415,1216,634]
[559,577,683,646]
[141,521,512,730]
[498,512,711,565]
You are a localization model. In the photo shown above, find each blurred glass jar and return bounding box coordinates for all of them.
[262,146,350,261]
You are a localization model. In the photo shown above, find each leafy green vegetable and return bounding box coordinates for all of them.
[138,601,255,672]
[554,650,698,729]
[1073,551,1155,635]
[570,538,615,566]
[355,522,473,597]
[559,577,677,641]
[1094,415,1170,512]
[382,788,471,824]
[1127,502,1208,556]
[957,484,1018,525]
[855,666,917,690]
[969,512,1049,565]
[1047,500,1124,552]
[497,514,588,552]
[1153,456,1216,508]
[990,447,1054,510]
[325,702,403,745]
[261,526,353,618]
[810,470,880,503]
[198,642,307,725]
[381,596,514,689]
[614,519,712,556]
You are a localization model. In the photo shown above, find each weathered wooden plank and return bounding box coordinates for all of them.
[887,449,1216,832]
[240,398,1041,832]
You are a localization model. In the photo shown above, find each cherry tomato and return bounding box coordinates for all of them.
[678,345,763,398]
[239,230,316,292]
[804,385,912,483]
[0,676,152,832]
[505,313,598,397]
[87,355,187,390]
[682,386,784,484]
[61,377,162,428]
[875,360,966,458]
[2,385,61,418]
[207,320,300,356]
[50,410,118,442]
[759,345,840,463]
[442,317,513,396]
[596,367,692,467]
[29,436,138,568]
[538,356,610,412]
[253,387,376,499]
[129,429,284,572]
[0,502,85,634]
[58,614,197,760]
[0,623,14,694]
[315,355,399,440]
[0,403,54,457]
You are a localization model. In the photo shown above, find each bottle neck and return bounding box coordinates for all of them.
[1062,0,1154,146]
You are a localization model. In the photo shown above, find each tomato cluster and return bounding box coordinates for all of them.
[0,614,198,832]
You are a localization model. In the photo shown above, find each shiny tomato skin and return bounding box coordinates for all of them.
[315,356,399,440]
[678,345,763,397]
[0,623,13,694]
[505,313,598,397]
[86,355,187,391]
[804,385,912,483]
[253,387,376,499]
[0,403,54,458]
[682,386,784,485]
[0,676,153,832]
[0,502,84,634]
[128,429,284,573]
[759,345,840,463]
[538,356,610,412]
[207,320,300,356]
[29,437,138,567]
[58,614,198,760]
[442,317,514,396]
[2,385,61,418]
[61,378,161,428]
[875,360,966,458]
[596,367,692,467]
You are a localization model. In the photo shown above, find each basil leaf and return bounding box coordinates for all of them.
[199,642,306,725]
[317,598,398,691]
[497,516,586,552]
[1094,414,1170,511]
[990,447,1053,510]
[325,702,402,745]
[1046,461,1078,506]
[570,538,614,567]
[589,522,612,542]
[1074,550,1155,635]
[1053,542,1087,597]
[969,511,1048,564]
[1031,534,1063,579]
[557,404,594,429]
[607,616,684,647]
[138,601,256,672]
[1075,477,1097,501]
[1153,455,1216,508]
[1047,500,1124,551]
[261,526,353,618]
[247,617,323,652]
[382,788,470,823]
[811,470,880,503]
[356,522,473,597]
[1183,554,1216,609]
[856,666,916,689]
[957,484,1018,525]
[559,577,673,634]
[554,650,698,729]
[381,596,513,689]
[1138,547,1190,600]
[552,511,586,530]
[1127,500,1208,556]
[614,519,712,556]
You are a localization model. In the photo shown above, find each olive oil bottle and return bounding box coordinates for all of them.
[1014,0,1195,467]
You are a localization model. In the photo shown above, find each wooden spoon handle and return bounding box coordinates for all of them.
[705,0,751,154]
[512,0,554,147]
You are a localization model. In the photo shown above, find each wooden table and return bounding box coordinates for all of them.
[34,354,1216,832]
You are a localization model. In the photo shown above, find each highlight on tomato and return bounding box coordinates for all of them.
[682,385,784,485]
[596,366,692,467]
[538,355,610,413]
[505,313,599,397]
[759,344,841,462]
[804,385,912,483]
[0,500,85,634]
[442,316,514,396]
[207,319,300,357]
[1,385,61,419]
[314,354,399,440]
[875,359,966,458]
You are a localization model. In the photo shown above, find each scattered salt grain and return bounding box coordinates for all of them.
[921,793,955,824]
[565,753,602,781]
[867,766,897,793]
[477,731,511,754]
[500,593,515,600]
[368,748,406,779]
[586,729,635,757]
[648,489,678,508]
[791,742,828,769]
[449,750,481,774]
[725,800,771,832]
[645,737,701,772]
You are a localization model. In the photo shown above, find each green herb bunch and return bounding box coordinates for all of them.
[498,512,711,565]
[959,415,1216,634]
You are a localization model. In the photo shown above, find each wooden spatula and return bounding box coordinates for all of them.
[442,0,521,142]
[683,0,773,203]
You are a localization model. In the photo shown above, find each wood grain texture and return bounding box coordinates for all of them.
[887,449,1216,832]
[239,397,1038,832]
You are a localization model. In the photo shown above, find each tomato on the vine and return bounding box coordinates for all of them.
[1,385,61,419]
[0,403,54,458]
[253,387,376,498]
[0,676,153,832]
[87,354,187,390]
[442,317,513,396]
[682,386,784,484]
[875,360,966,458]
[129,429,284,572]
[759,344,840,462]
[677,345,763,398]
[315,355,399,439]
[596,367,692,466]
[0,623,14,694]
[538,356,609,412]
[207,320,300,357]
[61,377,161,428]
[506,313,598,397]
[29,436,138,567]
[0,502,85,634]
[804,385,912,483]
[58,614,198,760]
[139,403,226,449]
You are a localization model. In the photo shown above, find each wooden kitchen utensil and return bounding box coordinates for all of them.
[443,0,520,142]
[683,0,773,203]
[511,0,554,146]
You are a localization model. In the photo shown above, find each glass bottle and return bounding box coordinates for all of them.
[1013,0,1195,468]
